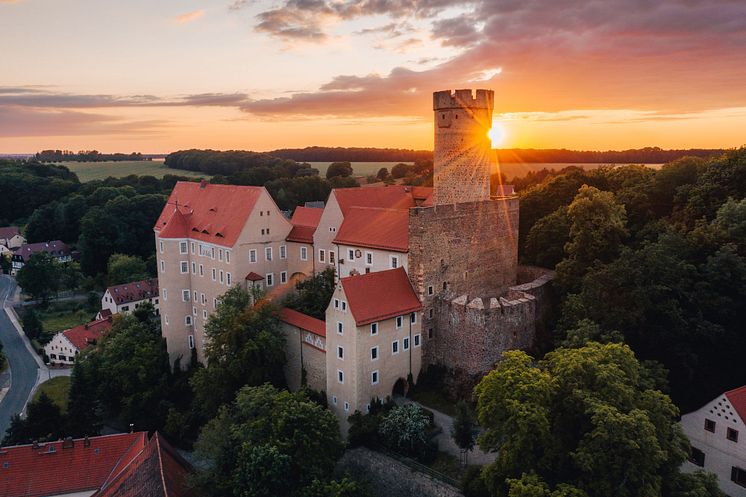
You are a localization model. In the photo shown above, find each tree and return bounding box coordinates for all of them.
[376,167,389,181]
[523,207,570,267]
[25,392,64,441]
[189,286,286,420]
[16,252,62,302]
[283,268,335,320]
[193,384,344,497]
[474,344,701,497]
[391,163,412,179]
[451,400,477,465]
[379,404,430,457]
[326,162,353,179]
[0,253,10,274]
[107,253,148,285]
[22,309,43,341]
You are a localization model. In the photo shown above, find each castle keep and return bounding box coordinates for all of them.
[154,88,551,421]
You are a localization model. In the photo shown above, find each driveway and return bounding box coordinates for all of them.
[0,276,40,438]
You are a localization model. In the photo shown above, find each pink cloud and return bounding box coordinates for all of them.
[174,9,204,24]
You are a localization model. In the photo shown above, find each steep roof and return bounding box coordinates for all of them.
[287,225,316,244]
[725,385,746,423]
[334,207,409,252]
[14,241,70,262]
[0,226,20,240]
[63,317,113,352]
[0,432,147,497]
[333,185,432,215]
[287,206,323,244]
[154,182,263,247]
[340,267,422,326]
[279,308,326,337]
[106,279,159,305]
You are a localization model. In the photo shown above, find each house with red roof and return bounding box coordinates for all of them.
[44,317,113,366]
[0,226,25,249]
[11,240,71,274]
[681,386,746,496]
[101,278,159,317]
[0,431,194,497]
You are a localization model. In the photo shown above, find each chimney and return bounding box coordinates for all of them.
[62,437,74,449]
[200,180,208,189]
[84,435,91,447]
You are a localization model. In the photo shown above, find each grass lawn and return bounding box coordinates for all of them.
[33,376,71,414]
[60,160,209,182]
[39,308,91,335]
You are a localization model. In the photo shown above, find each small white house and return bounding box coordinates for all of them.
[45,317,113,365]
[101,278,159,316]
[680,385,746,496]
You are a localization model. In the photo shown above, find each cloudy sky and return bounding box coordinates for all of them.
[1,0,745,153]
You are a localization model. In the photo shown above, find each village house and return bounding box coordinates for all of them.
[44,316,112,365]
[0,226,25,249]
[0,432,194,497]
[100,278,159,318]
[11,240,72,274]
[681,385,746,496]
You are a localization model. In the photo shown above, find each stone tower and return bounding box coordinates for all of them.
[432,89,494,205]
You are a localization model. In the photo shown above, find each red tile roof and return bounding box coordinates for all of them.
[725,385,746,423]
[287,225,316,244]
[14,241,70,262]
[291,206,323,228]
[63,317,113,352]
[245,271,264,282]
[341,267,422,326]
[0,226,20,241]
[279,308,326,337]
[334,207,409,252]
[0,432,147,497]
[333,186,432,215]
[154,182,263,247]
[106,279,159,305]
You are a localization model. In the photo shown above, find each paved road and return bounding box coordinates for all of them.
[0,276,39,437]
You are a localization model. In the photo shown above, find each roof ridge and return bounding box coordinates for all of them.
[98,432,148,492]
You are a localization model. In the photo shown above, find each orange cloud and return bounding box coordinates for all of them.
[174,10,204,24]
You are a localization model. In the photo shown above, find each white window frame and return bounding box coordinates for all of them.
[337,345,344,361]
[219,270,224,284]
[348,249,354,260]
[199,264,204,276]
[212,268,216,281]
[336,321,343,335]
[249,249,257,263]
[390,255,399,269]
[370,322,378,335]
[411,312,417,324]
[159,241,164,253]
[280,245,287,259]
[280,271,287,284]
[191,262,196,274]
[371,370,379,385]
[265,246,272,262]
[337,369,344,384]
[344,401,350,412]
[266,273,274,287]
[341,301,347,312]
[227,273,232,285]
[403,337,410,351]
[300,246,308,261]
[332,395,337,405]
[319,249,326,263]
[371,346,379,361]
[193,306,197,316]
[185,315,192,326]
[179,241,188,254]
[180,261,188,274]
[182,289,190,302]
[334,298,340,309]
[218,249,224,261]
[162,288,168,301]
[392,340,399,355]
[396,316,403,329]
[188,335,195,349]
[191,242,196,254]
[226,250,231,264]
[414,334,421,347]
[366,252,373,265]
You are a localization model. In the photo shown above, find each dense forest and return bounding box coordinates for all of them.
[35,150,148,162]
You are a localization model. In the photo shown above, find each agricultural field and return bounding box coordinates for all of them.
[60,160,209,182]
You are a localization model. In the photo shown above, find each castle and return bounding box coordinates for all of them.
[153,89,552,420]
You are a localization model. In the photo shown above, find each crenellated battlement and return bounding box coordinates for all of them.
[433,89,494,111]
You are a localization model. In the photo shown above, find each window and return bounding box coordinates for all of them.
[213,298,218,309]
[191,242,196,254]
[392,340,399,354]
[193,306,197,316]
[280,245,286,259]
[688,447,705,466]
[300,246,308,261]
[165,315,169,325]
[203,310,208,319]
[219,270,224,283]
[265,247,272,262]
[266,273,274,287]
[371,346,379,360]
[227,273,232,285]
[182,290,190,302]
[179,241,187,254]
[341,301,347,312]
[705,419,716,432]
[249,249,257,263]
[366,252,373,265]
[226,251,230,263]
[732,466,746,488]
[218,249,223,261]
[443,281,448,290]
[211,268,216,281]
[728,428,739,442]
[427,285,433,296]
[163,288,168,301]
[390,255,399,268]
[329,251,335,264]
[201,293,206,304]
[332,396,337,405]
[260,229,265,235]
[403,337,410,350]
[185,316,192,326]
[319,249,326,263]
[280,271,287,284]
[344,402,350,412]
[428,328,434,339]
[199,264,204,276]
[337,346,344,360]
[371,370,380,385]
[188,335,195,349]
[160,260,165,273]
[348,249,354,260]
[211,247,215,259]
[396,316,403,329]
[191,262,196,274]
[414,334,421,347]
[159,241,164,253]
[334,298,340,309]
[371,323,378,335]
[193,291,198,302]
[180,261,188,274]
[336,322,343,335]
[411,312,417,324]
[337,369,344,384]
[429,308,434,319]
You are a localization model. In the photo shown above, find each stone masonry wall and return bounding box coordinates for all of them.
[338,447,463,497]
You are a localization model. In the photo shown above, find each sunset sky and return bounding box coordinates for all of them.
[1,0,746,153]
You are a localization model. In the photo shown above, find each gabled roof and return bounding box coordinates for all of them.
[0,432,147,497]
[0,226,20,240]
[333,185,432,215]
[334,207,409,252]
[279,308,326,337]
[245,271,264,282]
[14,241,70,262]
[154,182,263,247]
[290,206,323,228]
[106,279,159,305]
[63,317,113,352]
[725,385,746,423]
[340,267,422,326]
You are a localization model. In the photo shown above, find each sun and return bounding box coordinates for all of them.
[488,123,507,148]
